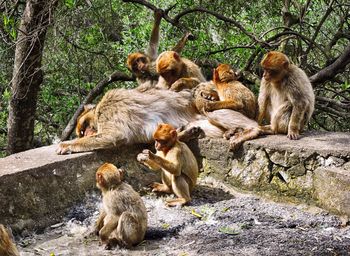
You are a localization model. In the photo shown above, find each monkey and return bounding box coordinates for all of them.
[204,64,257,119]
[75,104,97,138]
[137,124,198,207]
[95,163,147,249]
[258,51,315,140]
[0,224,19,256]
[56,88,201,154]
[155,51,206,92]
[126,9,193,91]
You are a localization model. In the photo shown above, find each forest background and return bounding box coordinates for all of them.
[0,0,349,157]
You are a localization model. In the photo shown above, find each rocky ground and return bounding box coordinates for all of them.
[18,178,350,256]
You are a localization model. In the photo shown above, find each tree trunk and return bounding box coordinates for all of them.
[7,0,58,155]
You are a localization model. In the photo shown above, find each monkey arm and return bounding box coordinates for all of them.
[151,151,182,176]
[257,85,269,125]
[56,132,126,154]
[99,214,119,242]
[95,209,106,234]
[143,159,162,171]
[146,9,163,61]
[171,32,193,54]
[205,100,244,112]
[288,100,307,139]
[170,78,201,92]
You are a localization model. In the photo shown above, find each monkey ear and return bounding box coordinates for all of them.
[213,68,219,83]
[173,52,180,61]
[170,129,177,138]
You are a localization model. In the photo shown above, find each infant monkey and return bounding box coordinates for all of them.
[95,163,147,249]
[137,123,198,207]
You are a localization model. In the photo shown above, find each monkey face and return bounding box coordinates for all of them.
[263,68,283,83]
[135,57,149,73]
[153,123,177,152]
[159,69,179,86]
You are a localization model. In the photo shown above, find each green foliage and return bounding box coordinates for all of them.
[0,0,349,156]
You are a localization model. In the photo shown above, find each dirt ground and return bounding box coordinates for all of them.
[18,178,350,256]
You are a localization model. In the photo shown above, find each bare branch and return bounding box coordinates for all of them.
[310,43,350,85]
[60,71,133,141]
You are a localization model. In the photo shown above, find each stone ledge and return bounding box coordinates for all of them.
[0,131,349,232]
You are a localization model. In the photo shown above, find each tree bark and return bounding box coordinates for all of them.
[7,0,58,155]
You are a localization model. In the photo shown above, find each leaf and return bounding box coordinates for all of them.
[218,226,240,235]
[191,209,203,219]
[161,223,170,229]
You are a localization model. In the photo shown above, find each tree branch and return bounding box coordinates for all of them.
[60,71,133,141]
[310,43,350,85]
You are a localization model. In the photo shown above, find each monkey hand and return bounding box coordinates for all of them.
[200,90,219,101]
[287,128,300,140]
[170,79,186,92]
[56,142,72,155]
[137,149,154,163]
[203,101,215,111]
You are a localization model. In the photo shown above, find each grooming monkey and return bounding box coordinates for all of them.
[258,51,315,139]
[0,224,19,256]
[204,64,257,119]
[126,9,193,91]
[95,163,147,249]
[137,124,198,207]
[156,51,206,91]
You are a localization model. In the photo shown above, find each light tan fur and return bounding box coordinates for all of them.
[137,124,198,207]
[95,163,147,249]
[57,88,199,154]
[156,51,206,91]
[258,51,315,140]
[0,224,19,256]
[205,64,257,119]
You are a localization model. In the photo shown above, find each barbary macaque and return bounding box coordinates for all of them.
[137,124,198,207]
[75,104,97,138]
[126,9,193,91]
[95,163,147,249]
[258,51,315,139]
[156,51,206,91]
[0,224,19,256]
[204,64,257,119]
[56,88,199,154]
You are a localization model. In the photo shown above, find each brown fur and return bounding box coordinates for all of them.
[127,10,192,91]
[205,64,257,119]
[258,51,315,140]
[0,224,19,256]
[137,124,198,207]
[156,51,206,91]
[95,163,147,249]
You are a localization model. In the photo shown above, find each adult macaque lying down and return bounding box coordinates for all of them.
[56,88,201,154]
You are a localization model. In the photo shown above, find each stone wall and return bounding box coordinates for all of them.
[0,131,349,232]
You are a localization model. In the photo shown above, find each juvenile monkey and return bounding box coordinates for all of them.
[95,163,147,249]
[258,51,315,139]
[156,51,206,91]
[204,64,257,119]
[137,124,198,207]
[126,9,193,91]
[0,224,19,256]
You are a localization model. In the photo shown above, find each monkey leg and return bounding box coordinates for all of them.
[99,214,119,244]
[271,103,291,135]
[177,126,205,142]
[166,175,192,207]
[114,212,143,249]
[223,127,245,140]
[229,127,261,151]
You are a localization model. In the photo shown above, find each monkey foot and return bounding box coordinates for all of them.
[165,198,188,207]
[229,137,243,151]
[150,182,172,193]
[223,128,244,140]
[178,126,205,142]
[287,132,300,140]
